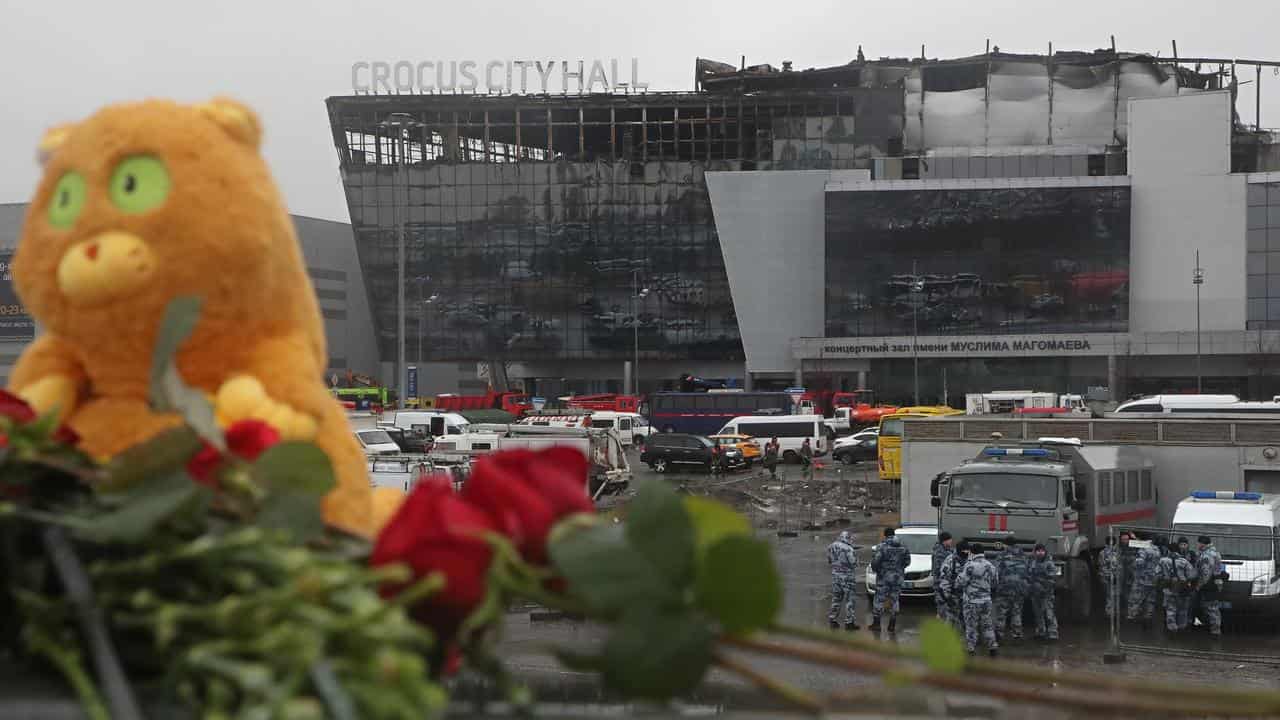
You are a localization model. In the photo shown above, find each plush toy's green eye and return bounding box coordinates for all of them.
[47,172,86,228]
[109,155,170,213]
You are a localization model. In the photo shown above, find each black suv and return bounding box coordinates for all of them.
[640,433,743,473]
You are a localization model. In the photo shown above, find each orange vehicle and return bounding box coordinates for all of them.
[708,433,763,466]
[434,390,532,417]
[566,393,641,413]
[833,390,898,425]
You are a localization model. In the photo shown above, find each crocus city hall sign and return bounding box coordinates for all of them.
[351,59,649,95]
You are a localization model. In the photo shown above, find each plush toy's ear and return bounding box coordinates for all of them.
[36,124,76,166]
[194,97,262,150]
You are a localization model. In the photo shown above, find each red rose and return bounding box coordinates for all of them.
[370,477,498,647]
[186,419,281,486]
[0,391,35,424]
[461,447,593,564]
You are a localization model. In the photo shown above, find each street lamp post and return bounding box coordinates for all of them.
[631,269,649,396]
[378,112,425,408]
[1194,250,1205,393]
[911,259,924,406]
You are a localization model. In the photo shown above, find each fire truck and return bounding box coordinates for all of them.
[433,390,532,418]
[565,394,642,413]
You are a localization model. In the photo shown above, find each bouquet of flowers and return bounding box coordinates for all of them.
[2,298,1279,719]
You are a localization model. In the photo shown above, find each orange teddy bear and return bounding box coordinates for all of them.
[9,97,400,537]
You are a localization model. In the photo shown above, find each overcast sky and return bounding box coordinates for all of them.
[3,0,1279,222]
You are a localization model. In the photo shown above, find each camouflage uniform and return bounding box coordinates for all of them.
[871,536,911,624]
[1161,550,1197,632]
[1027,551,1059,640]
[1099,544,1120,617]
[993,545,1029,639]
[1126,544,1162,621]
[931,541,955,622]
[1196,543,1224,636]
[826,531,859,627]
[957,552,999,653]
[937,552,968,630]
[1119,541,1138,614]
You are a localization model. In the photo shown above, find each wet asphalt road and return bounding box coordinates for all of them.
[495,457,1280,706]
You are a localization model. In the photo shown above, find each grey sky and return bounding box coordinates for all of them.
[3,0,1279,222]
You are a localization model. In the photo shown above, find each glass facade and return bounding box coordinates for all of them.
[825,186,1131,337]
[327,90,903,363]
[1246,182,1280,329]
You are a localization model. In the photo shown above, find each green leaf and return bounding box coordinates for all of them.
[148,296,224,451]
[251,443,336,496]
[684,496,752,558]
[601,606,714,700]
[919,618,967,673]
[256,491,326,543]
[103,426,204,491]
[693,535,781,635]
[79,472,199,544]
[625,481,695,588]
[548,523,678,614]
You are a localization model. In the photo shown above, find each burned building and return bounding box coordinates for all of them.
[328,47,1280,401]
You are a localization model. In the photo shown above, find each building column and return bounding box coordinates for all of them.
[1107,354,1117,401]
[857,370,867,391]
[744,370,754,392]
[793,364,804,388]
[623,360,633,396]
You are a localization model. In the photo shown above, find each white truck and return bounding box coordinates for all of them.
[964,391,1089,417]
[1171,490,1280,618]
[428,424,631,498]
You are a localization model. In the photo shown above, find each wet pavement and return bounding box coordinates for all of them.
[495,457,1280,711]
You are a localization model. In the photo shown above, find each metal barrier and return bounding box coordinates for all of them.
[1104,522,1280,666]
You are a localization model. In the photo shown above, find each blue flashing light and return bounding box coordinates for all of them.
[982,448,1050,457]
[983,448,1008,456]
[1191,490,1263,502]
[1020,448,1050,457]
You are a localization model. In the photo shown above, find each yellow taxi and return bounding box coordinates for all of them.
[708,434,763,466]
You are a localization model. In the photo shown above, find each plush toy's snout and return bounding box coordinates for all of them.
[56,231,157,304]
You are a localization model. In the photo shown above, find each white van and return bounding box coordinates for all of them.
[587,411,655,447]
[1171,491,1280,617]
[717,414,827,461]
[388,411,471,438]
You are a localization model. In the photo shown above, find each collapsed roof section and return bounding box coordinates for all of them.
[696,49,1230,151]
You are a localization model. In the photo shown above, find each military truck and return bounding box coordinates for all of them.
[929,439,1156,620]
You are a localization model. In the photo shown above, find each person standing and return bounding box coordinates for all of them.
[1027,543,1059,641]
[931,532,955,622]
[763,437,780,478]
[1126,537,1162,627]
[1118,531,1137,617]
[1099,536,1120,618]
[799,438,814,481]
[1195,535,1225,636]
[938,542,970,631]
[993,542,1029,641]
[1163,538,1197,633]
[869,528,910,633]
[826,530,860,630]
[958,545,1000,656]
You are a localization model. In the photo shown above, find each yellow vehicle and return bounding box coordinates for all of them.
[877,406,963,481]
[708,434,763,466]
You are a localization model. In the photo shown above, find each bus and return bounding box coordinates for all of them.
[1111,394,1280,418]
[877,406,963,481]
[647,391,794,436]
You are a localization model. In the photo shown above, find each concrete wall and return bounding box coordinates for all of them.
[1128,91,1246,333]
[707,170,869,374]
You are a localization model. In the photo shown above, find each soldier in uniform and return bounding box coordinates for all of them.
[957,545,999,656]
[993,542,1029,640]
[938,542,970,631]
[1195,535,1226,636]
[869,527,911,633]
[931,532,955,622]
[1027,543,1059,641]
[1162,538,1197,633]
[1127,536,1163,627]
[1118,531,1137,616]
[826,530,860,630]
[1099,536,1120,618]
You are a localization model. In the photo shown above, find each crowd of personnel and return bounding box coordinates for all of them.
[825,527,1232,655]
[1100,530,1229,636]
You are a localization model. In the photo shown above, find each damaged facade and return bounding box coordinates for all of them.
[328,47,1280,400]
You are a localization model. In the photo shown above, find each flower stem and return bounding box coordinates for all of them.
[26,626,111,720]
[725,634,1280,717]
[770,620,1280,708]
[712,650,824,715]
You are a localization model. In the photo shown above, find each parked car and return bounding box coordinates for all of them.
[708,434,762,466]
[865,523,939,598]
[832,434,878,465]
[381,426,432,454]
[355,429,402,456]
[640,433,743,474]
